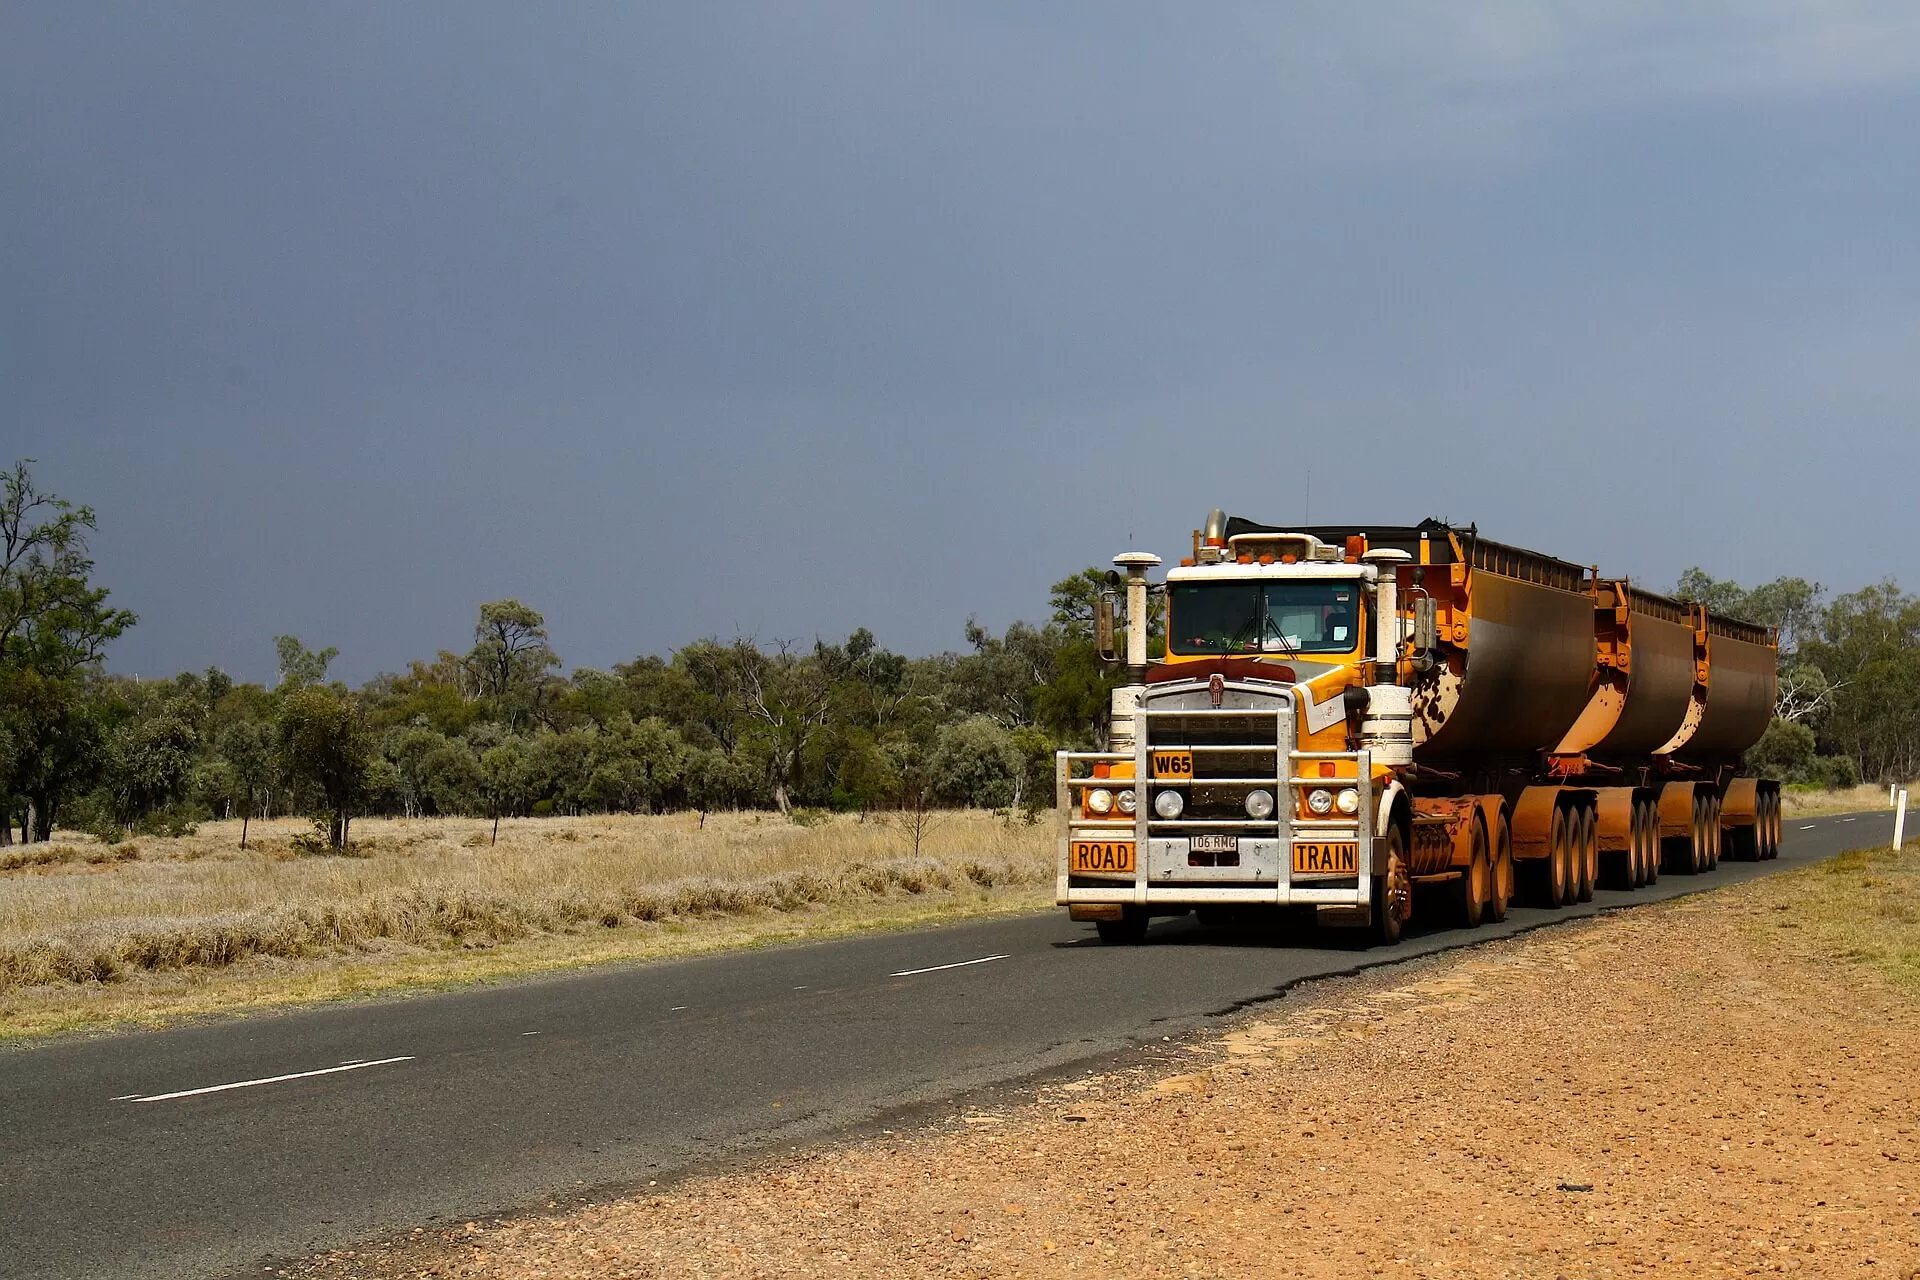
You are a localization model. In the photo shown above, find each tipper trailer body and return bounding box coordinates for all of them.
[1059,513,1781,943]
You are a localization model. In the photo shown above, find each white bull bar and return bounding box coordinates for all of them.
[1056,699,1374,910]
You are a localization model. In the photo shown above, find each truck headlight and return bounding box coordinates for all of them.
[1153,789,1185,819]
[1087,788,1114,815]
[1307,788,1335,815]
[1117,789,1137,815]
[1336,788,1360,815]
[1244,789,1275,819]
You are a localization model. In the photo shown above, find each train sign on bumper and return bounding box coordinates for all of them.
[1293,841,1359,875]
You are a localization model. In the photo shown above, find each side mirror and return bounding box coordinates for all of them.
[1095,591,1119,666]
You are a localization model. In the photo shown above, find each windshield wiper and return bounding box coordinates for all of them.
[1222,587,1267,654]
[1260,610,1300,658]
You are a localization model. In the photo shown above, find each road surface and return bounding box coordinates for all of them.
[0,811,1893,1279]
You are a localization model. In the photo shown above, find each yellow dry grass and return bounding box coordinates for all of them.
[1780,780,1912,818]
[1742,837,1920,996]
[0,811,1053,1039]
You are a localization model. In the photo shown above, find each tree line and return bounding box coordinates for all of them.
[4,459,1915,850]
[0,462,1128,848]
[1672,567,1917,789]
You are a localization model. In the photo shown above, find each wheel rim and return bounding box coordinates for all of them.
[1379,825,1409,941]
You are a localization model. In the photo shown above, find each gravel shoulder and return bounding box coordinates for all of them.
[289,847,1920,1279]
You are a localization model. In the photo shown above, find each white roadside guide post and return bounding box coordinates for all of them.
[1896,789,1909,852]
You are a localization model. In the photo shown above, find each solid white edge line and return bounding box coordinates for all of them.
[123,1055,414,1103]
[890,954,1010,977]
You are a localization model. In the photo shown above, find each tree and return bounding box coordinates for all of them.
[593,716,685,814]
[1,663,111,841]
[479,737,529,844]
[273,635,338,689]
[105,701,199,827]
[734,638,833,815]
[1775,665,1841,725]
[419,739,485,816]
[1,460,136,676]
[1746,719,1817,784]
[276,687,375,849]
[682,746,752,827]
[463,600,560,729]
[0,462,135,840]
[932,716,1020,809]
[885,737,942,856]
[1798,581,1920,783]
[1672,570,1825,658]
[215,719,275,848]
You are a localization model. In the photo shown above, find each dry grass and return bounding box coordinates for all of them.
[0,811,1052,1038]
[1781,780,1913,818]
[1742,837,1920,996]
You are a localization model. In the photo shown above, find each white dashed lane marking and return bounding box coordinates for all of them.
[118,1055,415,1103]
[890,954,1009,977]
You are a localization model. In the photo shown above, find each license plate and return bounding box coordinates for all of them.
[1070,840,1136,874]
[1293,841,1359,874]
[1190,834,1238,854]
[1151,750,1194,780]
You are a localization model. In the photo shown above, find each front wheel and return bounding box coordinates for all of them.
[1095,910,1149,945]
[1370,823,1410,946]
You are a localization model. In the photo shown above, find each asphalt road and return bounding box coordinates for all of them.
[0,810,1895,1280]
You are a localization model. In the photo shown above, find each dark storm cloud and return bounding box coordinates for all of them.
[5,4,1919,682]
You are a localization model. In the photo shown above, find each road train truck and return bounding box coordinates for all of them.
[1058,511,1782,944]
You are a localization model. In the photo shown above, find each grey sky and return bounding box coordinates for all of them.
[6,3,1918,684]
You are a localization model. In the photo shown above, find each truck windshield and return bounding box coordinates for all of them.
[1169,580,1363,656]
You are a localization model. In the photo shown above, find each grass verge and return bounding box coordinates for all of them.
[1737,836,1920,996]
[1780,780,1912,819]
[0,811,1054,1041]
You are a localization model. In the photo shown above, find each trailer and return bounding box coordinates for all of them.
[1058,513,1780,944]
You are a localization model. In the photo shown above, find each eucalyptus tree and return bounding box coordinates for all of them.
[0,461,135,839]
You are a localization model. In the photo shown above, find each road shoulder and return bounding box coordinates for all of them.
[286,842,1920,1279]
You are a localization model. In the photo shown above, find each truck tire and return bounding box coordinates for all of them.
[1452,816,1489,929]
[1627,797,1647,887]
[1575,804,1597,903]
[1548,804,1575,907]
[1370,824,1409,946]
[1638,797,1660,887]
[1692,791,1712,873]
[1708,793,1724,869]
[1095,910,1149,945]
[1486,809,1514,923]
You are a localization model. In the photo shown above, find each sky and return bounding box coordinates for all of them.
[5,3,1918,684]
